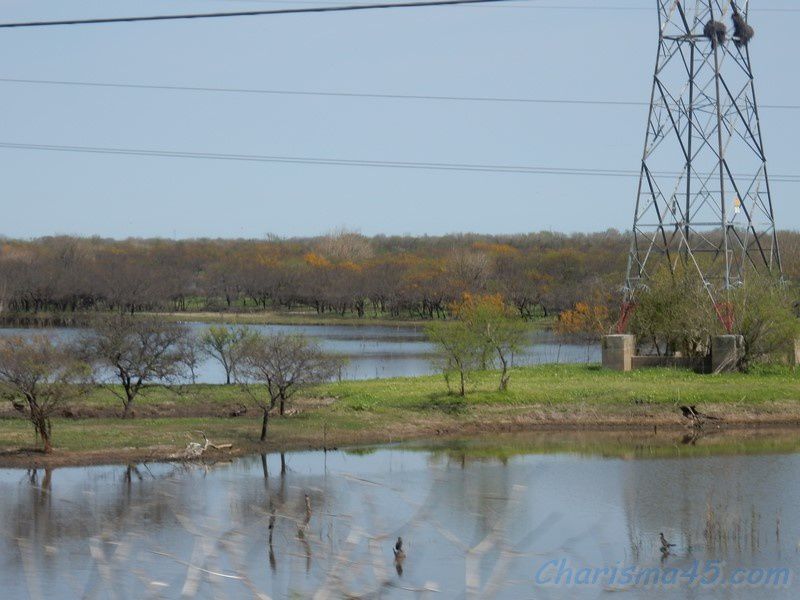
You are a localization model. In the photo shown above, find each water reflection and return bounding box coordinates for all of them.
[2,430,799,598]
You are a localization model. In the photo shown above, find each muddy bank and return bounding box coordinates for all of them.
[3,411,800,469]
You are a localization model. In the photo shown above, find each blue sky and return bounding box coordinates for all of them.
[0,0,797,239]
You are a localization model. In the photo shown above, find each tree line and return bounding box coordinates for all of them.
[0,231,639,320]
[4,231,799,322]
[4,230,798,322]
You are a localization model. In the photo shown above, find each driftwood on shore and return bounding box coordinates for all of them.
[172,431,233,460]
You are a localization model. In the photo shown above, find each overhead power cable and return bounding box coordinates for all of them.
[147,0,800,12]
[0,76,797,110]
[1,140,798,183]
[0,0,521,29]
[1,0,797,29]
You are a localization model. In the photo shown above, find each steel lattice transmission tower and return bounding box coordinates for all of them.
[623,0,781,325]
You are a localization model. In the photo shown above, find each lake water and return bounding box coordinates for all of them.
[2,431,799,599]
[0,322,599,382]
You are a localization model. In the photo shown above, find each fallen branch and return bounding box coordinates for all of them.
[170,431,233,459]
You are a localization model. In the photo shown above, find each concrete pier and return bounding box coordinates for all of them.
[602,334,635,372]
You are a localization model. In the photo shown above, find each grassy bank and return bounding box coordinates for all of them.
[1,364,799,467]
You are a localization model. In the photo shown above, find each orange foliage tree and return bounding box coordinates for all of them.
[556,302,612,340]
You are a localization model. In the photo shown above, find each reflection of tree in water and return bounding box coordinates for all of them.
[3,450,584,599]
[2,463,201,599]
[4,464,183,543]
[202,450,545,598]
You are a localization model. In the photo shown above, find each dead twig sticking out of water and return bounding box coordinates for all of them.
[703,501,767,554]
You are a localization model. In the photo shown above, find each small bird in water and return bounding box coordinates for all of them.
[659,532,675,553]
[394,537,405,559]
[393,537,406,576]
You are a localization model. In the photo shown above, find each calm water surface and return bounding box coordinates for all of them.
[2,431,799,599]
[0,322,599,381]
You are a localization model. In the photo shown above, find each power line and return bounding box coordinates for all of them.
[0,0,521,29]
[1,76,797,110]
[177,0,800,12]
[0,76,644,106]
[1,0,797,30]
[1,140,798,182]
[460,4,800,10]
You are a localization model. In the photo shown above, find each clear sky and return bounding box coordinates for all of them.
[0,0,797,239]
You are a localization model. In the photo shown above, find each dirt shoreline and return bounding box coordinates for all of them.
[4,415,800,470]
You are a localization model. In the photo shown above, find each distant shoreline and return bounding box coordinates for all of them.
[0,309,555,329]
[0,310,445,329]
[1,364,799,468]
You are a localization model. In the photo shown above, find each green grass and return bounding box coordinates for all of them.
[1,363,799,461]
[15,363,800,418]
[318,363,800,410]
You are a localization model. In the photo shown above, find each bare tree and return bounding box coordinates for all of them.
[200,325,254,385]
[0,336,89,452]
[316,228,374,262]
[178,336,201,384]
[85,316,189,418]
[238,333,341,441]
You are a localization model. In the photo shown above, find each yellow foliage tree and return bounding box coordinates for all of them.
[556,302,611,340]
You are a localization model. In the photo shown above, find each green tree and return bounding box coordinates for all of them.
[629,270,715,358]
[728,277,800,369]
[453,293,529,391]
[629,269,799,369]
[425,320,483,397]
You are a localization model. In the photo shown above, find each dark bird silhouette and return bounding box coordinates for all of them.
[680,405,721,425]
[660,532,675,553]
[693,405,719,420]
[393,537,406,576]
